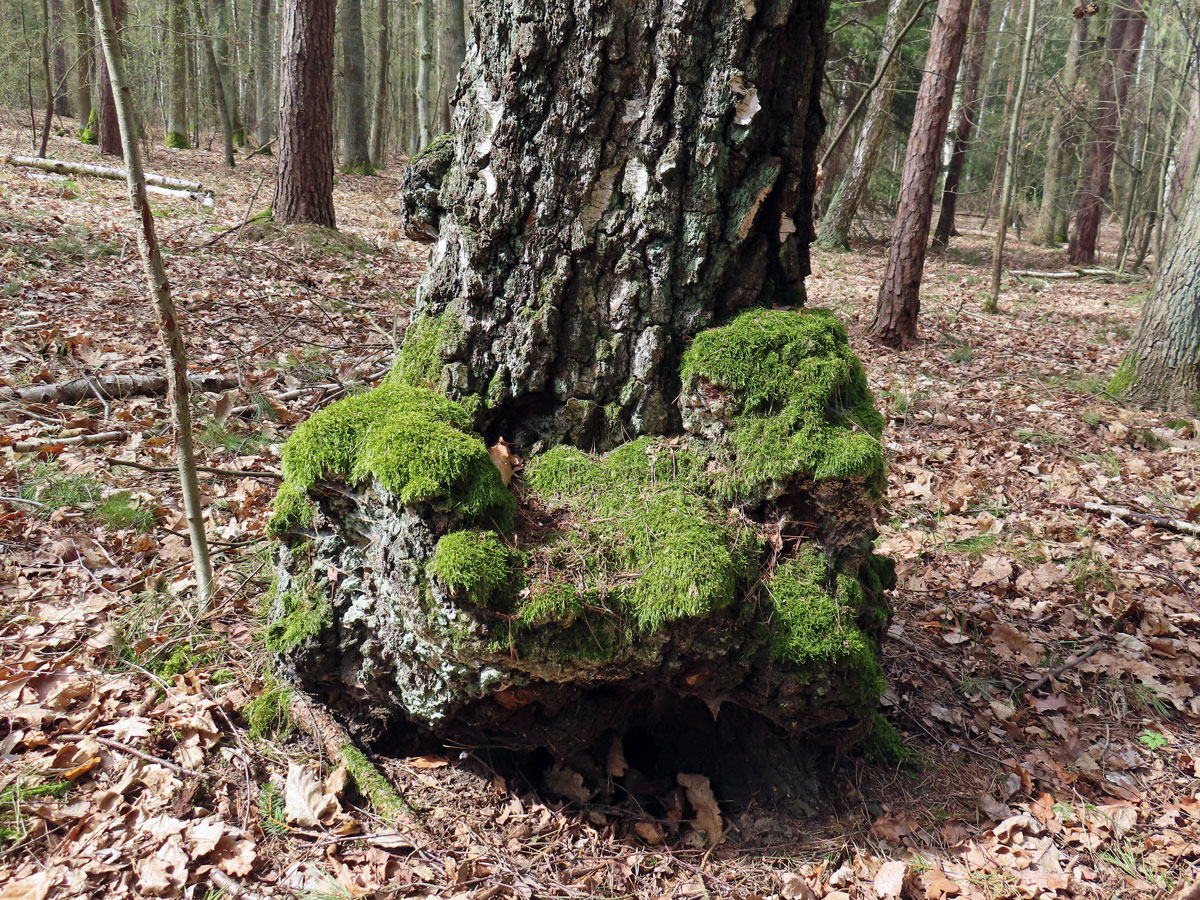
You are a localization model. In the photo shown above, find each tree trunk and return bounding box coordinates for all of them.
[73,0,92,134]
[253,0,275,149]
[932,0,992,248]
[1112,142,1200,411]
[340,0,372,172]
[267,0,898,796]
[439,0,466,133]
[872,0,973,348]
[979,1,1022,230]
[1066,0,1147,266]
[275,0,336,227]
[40,0,55,158]
[1033,12,1088,244]
[210,0,245,147]
[816,0,914,249]
[369,0,392,167]
[91,0,214,604]
[166,0,190,148]
[51,0,71,117]
[416,0,434,147]
[191,0,236,167]
[813,61,862,217]
[1116,28,1158,273]
[95,0,124,156]
[985,0,1036,309]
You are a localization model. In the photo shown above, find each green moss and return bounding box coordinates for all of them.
[165,131,190,149]
[264,571,332,654]
[680,308,886,496]
[388,307,463,391]
[98,492,155,532]
[267,481,316,536]
[861,712,910,763]
[244,674,295,739]
[80,109,98,145]
[1108,353,1138,398]
[269,381,512,533]
[430,530,518,608]
[524,437,761,634]
[340,743,411,818]
[341,160,376,176]
[410,132,455,167]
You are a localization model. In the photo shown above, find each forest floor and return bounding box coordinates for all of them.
[1,122,1198,900]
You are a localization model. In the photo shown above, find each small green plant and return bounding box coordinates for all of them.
[1,777,70,844]
[18,463,103,516]
[950,534,999,557]
[861,713,910,764]
[257,782,290,835]
[244,674,295,739]
[98,492,156,532]
[1015,428,1065,446]
[1066,546,1118,596]
[950,345,974,364]
[1080,410,1104,427]
[1138,729,1169,750]
[1069,374,1109,395]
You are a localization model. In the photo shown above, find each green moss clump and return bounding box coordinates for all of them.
[80,109,98,145]
[431,530,517,607]
[341,160,376,176]
[524,437,761,634]
[244,674,295,739]
[680,308,885,496]
[861,712,909,763]
[267,481,316,537]
[269,381,512,533]
[1107,352,1138,398]
[264,571,332,654]
[340,743,411,818]
[165,131,190,149]
[388,307,463,391]
[410,132,455,167]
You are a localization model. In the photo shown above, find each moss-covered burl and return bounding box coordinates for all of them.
[268,308,894,790]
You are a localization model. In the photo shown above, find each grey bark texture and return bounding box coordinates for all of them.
[1034,10,1088,246]
[439,0,467,132]
[341,0,372,170]
[416,0,434,147]
[72,0,92,130]
[166,0,190,148]
[274,0,336,226]
[253,0,275,149]
[369,0,392,166]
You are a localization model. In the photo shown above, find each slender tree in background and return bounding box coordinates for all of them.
[38,0,54,158]
[369,0,391,167]
[979,0,1023,230]
[986,0,1036,309]
[933,0,993,247]
[1067,0,1148,265]
[51,0,71,116]
[1116,25,1160,272]
[815,61,863,214]
[72,0,92,133]
[1034,8,1090,245]
[166,0,190,148]
[210,0,245,147]
[1110,136,1200,410]
[190,0,235,166]
[341,0,373,172]
[817,0,915,249]
[872,0,974,348]
[94,0,123,155]
[439,0,466,132]
[253,0,274,149]
[275,0,336,227]
[416,0,434,147]
[91,0,214,604]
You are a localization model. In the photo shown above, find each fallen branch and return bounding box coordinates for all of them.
[3,372,238,404]
[5,153,209,194]
[1053,498,1200,536]
[288,690,415,823]
[104,455,282,480]
[1026,640,1104,694]
[13,430,127,452]
[146,183,215,207]
[1007,267,1142,283]
[59,733,209,779]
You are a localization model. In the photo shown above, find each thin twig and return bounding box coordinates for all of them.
[103,456,282,480]
[59,734,209,779]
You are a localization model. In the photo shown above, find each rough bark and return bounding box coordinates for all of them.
[51,0,71,116]
[341,0,372,171]
[872,0,973,348]
[166,0,190,148]
[1067,0,1147,266]
[439,0,467,133]
[40,0,55,158]
[253,0,274,149]
[369,0,392,167]
[1113,148,1200,411]
[94,0,124,157]
[72,0,92,132]
[817,0,914,249]
[1034,10,1089,245]
[270,0,895,799]
[415,0,434,147]
[191,0,236,167]
[274,0,336,227]
[932,0,992,248]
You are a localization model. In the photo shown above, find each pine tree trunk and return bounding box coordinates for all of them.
[95,0,124,156]
[341,0,372,171]
[1034,11,1088,245]
[275,0,336,227]
[51,0,71,116]
[439,0,466,133]
[253,0,274,149]
[872,0,973,348]
[416,0,434,147]
[166,0,190,148]
[73,0,92,131]
[1067,0,1147,266]
[816,0,913,249]
[369,0,391,166]
[1114,147,1200,410]
[932,0,992,248]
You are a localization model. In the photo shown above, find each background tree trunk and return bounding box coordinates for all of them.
[341,0,372,171]
[210,0,245,147]
[1112,141,1200,410]
[51,0,71,116]
[191,0,235,166]
[253,0,274,150]
[1034,10,1088,245]
[872,0,973,348]
[817,0,914,249]
[369,0,391,167]
[275,0,336,227]
[439,0,466,133]
[416,0,434,147]
[95,0,124,156]
[39,0,55,158]
[932,0,992,248]
[166,0,190,148]
[1067,0,1147,266]
[73,0,92,132]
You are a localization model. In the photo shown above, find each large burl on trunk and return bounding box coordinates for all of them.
[268,0,894,803]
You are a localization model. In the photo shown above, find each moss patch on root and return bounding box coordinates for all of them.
[1107,352,1138,398]
[268,381,512,534]
[387,306,463,392]
[430,530,519,608]
[165,131,190,150]
[680,307,885,497]
[264,570,331,654]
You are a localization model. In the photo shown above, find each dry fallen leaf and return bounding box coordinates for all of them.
[677,773,723,845]
[285,762,340,827]
[873,859,909,898]
[544,763,594,804]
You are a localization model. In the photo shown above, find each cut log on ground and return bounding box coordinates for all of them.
[3,372,238,404]
[5,154,209,195]
[13,430,128,452]
[1008,268,1142,283]
[1053,498,1200,536]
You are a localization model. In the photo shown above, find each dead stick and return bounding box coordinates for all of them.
[1027,641,1104,694]
[231,173,269,247]
[1053,498,1200,537]
[59,734,209,778]
[103,455,282,480]
[14,430,127,452]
